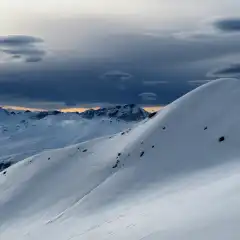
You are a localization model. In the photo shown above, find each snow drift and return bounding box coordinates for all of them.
[1,78,240,240]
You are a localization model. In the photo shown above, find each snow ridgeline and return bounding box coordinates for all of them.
[1,78,240,240]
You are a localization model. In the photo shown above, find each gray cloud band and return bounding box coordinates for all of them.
[0,35,46,63]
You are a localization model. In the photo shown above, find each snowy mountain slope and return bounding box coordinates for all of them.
[1,78,240,239]
[0,115,133,169]
[0,104,147,170]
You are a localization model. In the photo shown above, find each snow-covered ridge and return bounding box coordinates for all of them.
[1,79,240,239]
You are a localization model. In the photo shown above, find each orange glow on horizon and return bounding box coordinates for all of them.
[2,105,163,113]
[60,107,99,112]
[144,106,163,112]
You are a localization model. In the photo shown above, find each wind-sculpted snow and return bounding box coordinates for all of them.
[1,78,240,239]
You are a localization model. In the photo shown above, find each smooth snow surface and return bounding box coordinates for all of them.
[1,78,240,240]
[0,115,132,165]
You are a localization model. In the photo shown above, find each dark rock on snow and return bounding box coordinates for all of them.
[219,136,225,142]
[0,161,12,172]
[112,160,120,169]
[149,112,157,119]
[140,151,145,157]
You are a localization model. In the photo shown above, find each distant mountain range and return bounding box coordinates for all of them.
[1,104,151,122]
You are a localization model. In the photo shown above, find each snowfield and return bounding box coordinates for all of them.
[0,112,134,166]
[1,78,240,239]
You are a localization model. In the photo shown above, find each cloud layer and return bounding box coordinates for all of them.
[1,14,240,108]
[214,18,240,32]
[0,35,46,63]
[139,92,157,101]
[0,35,43,45]
[208,64,240,77]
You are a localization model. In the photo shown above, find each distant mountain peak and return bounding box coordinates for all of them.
[0,105,150,122]
[80,104,149,121]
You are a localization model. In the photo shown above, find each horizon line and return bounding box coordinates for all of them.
[1,105,163,113]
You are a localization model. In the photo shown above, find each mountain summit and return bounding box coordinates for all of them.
[80,104,149,121]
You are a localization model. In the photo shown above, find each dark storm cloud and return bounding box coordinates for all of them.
[101,70,134,91]
[110,32,240,67]
[208,64,240,77]
[0,35,46,63]
[25,56,43,63]
[139,92,157,101]
[0,35,43,45]
[1,17,240,108]
[188,80,212,86]
[65,102,77,107]
[143,81,169,85]
[214,18,240,32]
[0,60,189,107]
[2,48,45,56]
[101,71,133,82]
[175,17,240,41]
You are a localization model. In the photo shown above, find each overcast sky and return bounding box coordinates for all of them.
[1,0,240,109]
